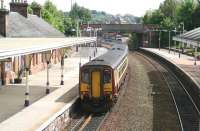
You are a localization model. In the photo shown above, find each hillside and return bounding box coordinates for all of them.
[90,10,141,24]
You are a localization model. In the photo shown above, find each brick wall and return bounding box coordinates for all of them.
[0,10,9,36]
[10,2,28,18]
[0,48,73,85]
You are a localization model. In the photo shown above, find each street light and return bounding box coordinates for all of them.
[178,22,185,58]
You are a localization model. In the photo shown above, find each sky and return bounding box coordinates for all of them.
[4,0,165,17]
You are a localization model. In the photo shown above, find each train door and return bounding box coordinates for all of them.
[91,71,101,98]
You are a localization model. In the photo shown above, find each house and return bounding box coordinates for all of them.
[0,0,66,85]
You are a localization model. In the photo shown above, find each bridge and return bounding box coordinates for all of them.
[80,24,159,33]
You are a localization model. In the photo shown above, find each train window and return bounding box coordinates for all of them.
[82,70,89,83]
[104,70,111,83]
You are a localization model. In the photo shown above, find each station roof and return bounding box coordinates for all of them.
[0,37,96,60]
[173,27,200,47]
[4,12,65,38]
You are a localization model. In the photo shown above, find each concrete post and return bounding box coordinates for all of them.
[96,41,98,53]
[168,31,171,54]
[76,20,79,37]
[159,31,161,50]
[149,31,151,47]
[60,56,64,85]
[174,30,176,55]
[174,41,176,55]
[79,60,81,69]
[24,55,32,107]
[93,50,96,57]
[194,47,197,65]
[179,42,181,58]
[24,68,29,107]
[46,61,50,94]
[89,56,91,61]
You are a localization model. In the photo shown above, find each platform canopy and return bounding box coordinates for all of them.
[0,37,96,60]
[173,27,200,47]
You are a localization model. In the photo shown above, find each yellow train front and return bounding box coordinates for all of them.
[79,44,128,112]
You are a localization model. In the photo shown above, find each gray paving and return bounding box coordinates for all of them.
[0,85,57,122]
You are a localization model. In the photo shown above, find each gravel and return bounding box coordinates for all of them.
[100,52,180,131]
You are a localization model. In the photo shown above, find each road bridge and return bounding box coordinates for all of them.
[80,24,159,33]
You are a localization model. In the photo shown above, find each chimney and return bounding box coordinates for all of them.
[10,0,28,18]
[32,6,41,17]
[0,0,9,37]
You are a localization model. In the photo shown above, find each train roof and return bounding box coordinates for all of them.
[84,44,128,69]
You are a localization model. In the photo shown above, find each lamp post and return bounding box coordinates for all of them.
[194,46,197,65]
[24,55,32,107]
[168,31,171,54]
[174,28,177,55]
[149,31,152,47]
[178,22,185,58]
[159,31,161,50]
[76,20,79,37]
[44,51,52,94]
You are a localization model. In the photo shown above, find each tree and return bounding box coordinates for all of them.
[63,17,75,36]
[143,9,164,24]
[128,33,140,50]
[31,1,42,9]
[41,1,64,32]
[69,3,91,23]
[177,0,196,30]
[192,2,200,28]
[159,0,178,18]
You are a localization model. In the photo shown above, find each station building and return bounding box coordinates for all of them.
[0,0,67,85]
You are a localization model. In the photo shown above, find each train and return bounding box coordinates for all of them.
[79,44,128,112]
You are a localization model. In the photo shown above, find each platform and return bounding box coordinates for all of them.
[141,48,200,87]
[0,47,107,131]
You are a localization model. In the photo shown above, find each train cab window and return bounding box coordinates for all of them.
[82,70,89,83]
[104,70,111,83]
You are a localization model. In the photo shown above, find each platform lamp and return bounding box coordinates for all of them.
[24,54,33,107]
[44,51,52,94]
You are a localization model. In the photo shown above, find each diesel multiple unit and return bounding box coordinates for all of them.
[79,44,128,112]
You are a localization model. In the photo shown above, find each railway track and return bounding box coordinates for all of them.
[69,112,108,131]
[138,52,200,131]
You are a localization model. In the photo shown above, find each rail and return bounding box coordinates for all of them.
[137,52,200,131]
